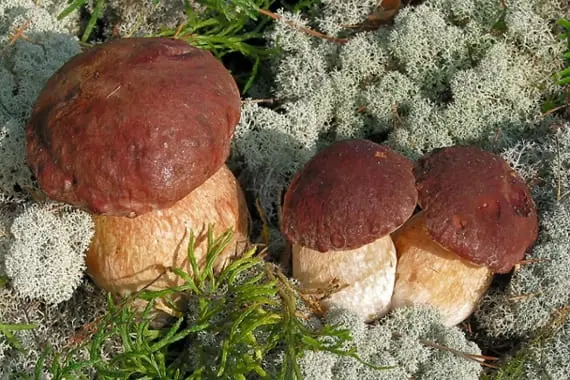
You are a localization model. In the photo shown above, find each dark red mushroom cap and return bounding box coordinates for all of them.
[281,139,418,252]
[25,37,241,217]
[415,145,538,273]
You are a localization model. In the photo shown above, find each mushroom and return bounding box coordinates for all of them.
[281,139,417,321]
[391,145,538,326]
[25,37,250,298]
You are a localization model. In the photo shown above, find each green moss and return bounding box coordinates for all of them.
[34,227,374,379]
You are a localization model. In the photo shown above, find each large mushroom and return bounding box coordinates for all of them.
[25,37,249,297]
[281,139,417,321]
[391,145,538,326]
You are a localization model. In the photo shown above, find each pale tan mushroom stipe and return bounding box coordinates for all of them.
[293,235,397,321]
[86,165,249,296]
[391,212,492,326]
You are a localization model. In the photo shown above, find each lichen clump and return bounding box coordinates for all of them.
[298,306,483,379]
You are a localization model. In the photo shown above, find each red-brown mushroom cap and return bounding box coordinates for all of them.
[25,37,241,217]
[281,139,418,252]
[414,145,538,273]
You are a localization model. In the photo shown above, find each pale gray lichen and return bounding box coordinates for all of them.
[297,306,482,380]
[0,203,20,277]
[387,4,471,96]
[5,202,94,304]
[317,0,377,36]
[522,316,570,378]
[88,0,188,38]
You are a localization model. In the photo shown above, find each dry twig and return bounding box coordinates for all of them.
[508,292,542,302]
[242,98,276,105]
[419,339,500,368]
[258,8,348,44]
[2,20,31,56]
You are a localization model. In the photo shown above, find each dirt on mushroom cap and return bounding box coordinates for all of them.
[281,139,418,252]
[414,145,538,273]
[25,37,241,217]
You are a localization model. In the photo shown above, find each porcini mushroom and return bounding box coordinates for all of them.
[25,37,250,297]
[281,139,417,321]
[391,145,538,326]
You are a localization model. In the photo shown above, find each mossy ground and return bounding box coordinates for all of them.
[1,0,570,378]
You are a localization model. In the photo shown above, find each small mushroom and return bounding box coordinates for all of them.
[281,139,417,320]
[25,37,250,298]
[391,145,538,326]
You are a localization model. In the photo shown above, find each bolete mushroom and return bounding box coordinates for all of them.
[391,145,538,326]
[281,139,417,321]
[25,37,250,298]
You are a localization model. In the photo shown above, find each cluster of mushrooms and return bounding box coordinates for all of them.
[281,139,539,326]
[25,37,538,327]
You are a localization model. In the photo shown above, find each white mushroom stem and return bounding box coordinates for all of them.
[391,211,493,326]
[292,235,397,321]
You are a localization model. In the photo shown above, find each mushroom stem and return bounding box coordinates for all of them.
[292,235,397,321]
[86,165,249,296]
[391,211,493,326]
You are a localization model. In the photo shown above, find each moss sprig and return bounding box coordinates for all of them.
[57,0,108,42]
[0,322,37,354]
[482,306,570,380]
[57,0,277,93]
[555,18,570,86]
[34,226,376,379]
